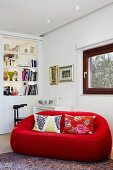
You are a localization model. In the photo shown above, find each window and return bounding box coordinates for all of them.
[83,44,113,94]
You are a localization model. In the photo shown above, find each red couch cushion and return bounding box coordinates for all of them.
[35,111,64,133]
[63,114,96,134]
[33,114,62,133]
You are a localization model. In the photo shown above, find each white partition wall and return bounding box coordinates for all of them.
[0,35,4,133]
[0,32,43,134]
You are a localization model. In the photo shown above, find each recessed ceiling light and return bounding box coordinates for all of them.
[76,6,80,10]
[47,19,51,24]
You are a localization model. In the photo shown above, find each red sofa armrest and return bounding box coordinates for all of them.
[14,115,34,130]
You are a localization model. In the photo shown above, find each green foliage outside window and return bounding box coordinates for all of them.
[89,52,113,88]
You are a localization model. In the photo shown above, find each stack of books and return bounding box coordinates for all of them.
[20,84,38,96]
[31,60,37,67]
[22,69,37,81]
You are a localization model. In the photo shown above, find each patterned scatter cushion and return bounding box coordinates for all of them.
[63,114,96,134]
[33,114,62,133]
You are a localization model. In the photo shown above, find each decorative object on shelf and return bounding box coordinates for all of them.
[30,46,34,54]
[13,71,18,81]
[8,71,14,81]
[4,54,15,66]
[12,91,18,96]
[15,54,18,60]
[4,44,9,51]
[49,65,58,85]
[10,86,14,95]
[38,99,54,105]
[12,59,15,66]
[3,86,10,95]
[9,45,20,52]
[24,48,28,53]
[19,82,27,96]
[15,45,20,52]
[11,87,18,96]
[4,55,9,66]
[3,69,9,81]
[9,59,12,66]
[3,85,18,96]
[59,64,74,82]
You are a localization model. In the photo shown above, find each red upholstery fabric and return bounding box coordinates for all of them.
[63,114,96,134]
[10,111,112,162]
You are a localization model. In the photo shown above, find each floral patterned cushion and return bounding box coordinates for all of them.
[33,114,62,133]
[63,114,96,134]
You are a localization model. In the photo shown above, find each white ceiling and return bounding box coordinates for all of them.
[0,0,113,36]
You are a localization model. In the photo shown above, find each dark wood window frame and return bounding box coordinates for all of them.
[83,43,113,94]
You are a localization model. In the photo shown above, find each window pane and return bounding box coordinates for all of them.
[88,52,113,88]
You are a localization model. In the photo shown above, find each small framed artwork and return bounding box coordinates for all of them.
[49,65,58,85]
[59,64,74,82]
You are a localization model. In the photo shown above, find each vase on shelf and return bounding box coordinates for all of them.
[8,71,14,81]
[3,69,8,81]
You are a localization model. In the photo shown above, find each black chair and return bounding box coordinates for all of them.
[13,104,27,126]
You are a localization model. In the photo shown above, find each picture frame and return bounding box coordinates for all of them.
[59,64,74,82]
[49,65,58,85]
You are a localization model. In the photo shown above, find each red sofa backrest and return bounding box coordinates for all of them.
[35,110,105,133]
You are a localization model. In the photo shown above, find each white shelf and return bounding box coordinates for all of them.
[19,66,38,68]
[3,94,38,97]
[4,50,36,56]
[4,66,19,69]
[4,80,38,83]
[4,80,19,83]
[4,66,38,70]
[22,81,38,83]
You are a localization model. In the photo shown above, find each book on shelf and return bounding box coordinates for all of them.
[22,69,37,81]
[3,86,10,95]
[31,84,38,95]
[31,71,37,81]
[31,60,37,67]
[20,84,38,96]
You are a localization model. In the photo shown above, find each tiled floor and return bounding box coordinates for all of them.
[0,134,113,160]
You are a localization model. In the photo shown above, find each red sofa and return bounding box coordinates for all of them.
[10,111,112,162]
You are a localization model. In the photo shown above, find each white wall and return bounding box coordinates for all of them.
[43,4,113,143]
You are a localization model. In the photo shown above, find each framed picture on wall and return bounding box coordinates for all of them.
[49,65,58,85]
[59,64,74,82]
